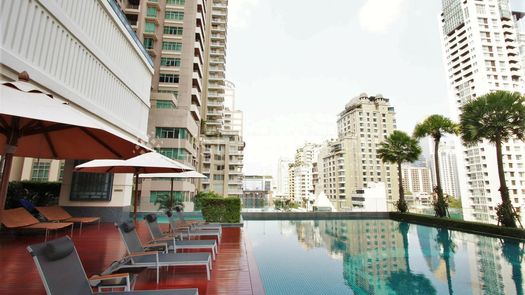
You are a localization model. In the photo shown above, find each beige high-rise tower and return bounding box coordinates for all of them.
[321,93,398,211]
[119,0,209,210]
[200,0,244,198]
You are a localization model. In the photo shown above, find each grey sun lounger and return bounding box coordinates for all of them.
[144,214,218,260]
[169,218,221,242]
[113,221,212,283]
[175,211,222,234]
[27,236,199,295]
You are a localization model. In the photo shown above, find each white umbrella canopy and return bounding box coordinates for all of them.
[138,171,207,179]
[75,152,194,221]
[0,76,149,210]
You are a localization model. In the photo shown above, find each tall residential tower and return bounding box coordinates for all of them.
[440,0,525,223]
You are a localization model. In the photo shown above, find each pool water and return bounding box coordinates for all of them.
[244,220,524,295]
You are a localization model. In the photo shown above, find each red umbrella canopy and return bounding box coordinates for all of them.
[0,78,149,210]
[0,80,148,159]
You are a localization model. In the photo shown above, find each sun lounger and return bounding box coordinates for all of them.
[27,236,199,295]
[36,206,100,233]
[169,218,221,242]
[144,214,217,260]
[113,221,212,283]
[0,207,73,241]
[175,211,222,234]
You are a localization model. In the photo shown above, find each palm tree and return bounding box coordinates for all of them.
[388,222,436,295]
[436,228,455,295]
[460,91,525,228]
[154,193,183,218]
[413,115,459,217]
[378,131,422,213]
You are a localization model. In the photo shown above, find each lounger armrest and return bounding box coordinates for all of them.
[127,251,159,258]
[144,242,168,252]
[89,273,131,291]
[89,273,130,280]
[151,236,174,242]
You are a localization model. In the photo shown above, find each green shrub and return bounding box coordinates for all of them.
[201,197,241,223]
[6,181,61,209]
[194,191,221,210]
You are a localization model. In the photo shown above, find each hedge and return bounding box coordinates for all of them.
[6,181,61,209]
[201,197,241,223]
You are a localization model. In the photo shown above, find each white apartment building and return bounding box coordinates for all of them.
[200,1,244,198]
[276,157,293,198]
[421,138,462,199]
[288,143,320,202]
[401,162,433,208]
[1,0,154,221]
[440,0,525,223]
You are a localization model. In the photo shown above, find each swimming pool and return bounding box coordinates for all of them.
[244,219,524,295]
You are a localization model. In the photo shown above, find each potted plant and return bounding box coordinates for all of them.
[154,193,183,218]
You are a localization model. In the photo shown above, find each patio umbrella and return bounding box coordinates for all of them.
[0,74,149,210]
[75,152,194,221]
[139,171,207,208]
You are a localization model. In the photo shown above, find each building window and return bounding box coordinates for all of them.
[147,7,157,17]
[70,161,113,201]
[165,11,184,20]
[150,191,184,204]
[155,127,189,139]
[155,148,188,160]
[159,73,179,83]
[31,162,50,181]
[143,38,154,49]
[167,0,185,5]
[158,89,178,97]
[58,162,65,182]
[156,100,175,109]
[163,26,183,35]
[160,57,181,67]
[162,41,182,51]
[145,22,156,33]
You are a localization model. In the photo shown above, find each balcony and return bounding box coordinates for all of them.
[190,104,201,122]
[124,5,140,14]
[191,88,202,106]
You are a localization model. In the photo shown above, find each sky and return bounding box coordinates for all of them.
[226,0,451,177]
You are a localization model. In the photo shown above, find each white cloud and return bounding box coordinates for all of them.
[358,0,408,33]
[228,0,259,29]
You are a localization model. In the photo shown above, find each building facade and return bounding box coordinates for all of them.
[1,0,154,220]
[242,175,272,209]
[275,157,293,198]
[288,143,321,203]
[200,2,245,198]
[440,0,525,223]
[118,0,209,212]
[323,93,398,211]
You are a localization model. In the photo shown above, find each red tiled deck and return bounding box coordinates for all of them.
[0,222,264,295]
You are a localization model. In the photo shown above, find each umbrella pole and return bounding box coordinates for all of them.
[0,131,19,211]
[133,172,139,222]
[170,177,174,205]
[0,151,14,210]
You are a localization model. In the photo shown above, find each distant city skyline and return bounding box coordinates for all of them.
[227,0,450,176]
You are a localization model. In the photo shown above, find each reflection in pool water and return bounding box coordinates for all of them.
[244,220,524,295]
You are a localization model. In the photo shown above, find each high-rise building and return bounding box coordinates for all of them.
[420,138,462,199]
[200,1,244,198]
[276,157,293,198]
[322,94,398,211]
[118,0,209,211]
[288,143,321,202]
[401,162,433,207]
[439,0,525,223]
